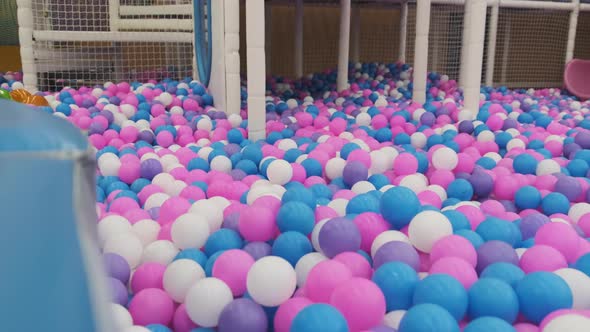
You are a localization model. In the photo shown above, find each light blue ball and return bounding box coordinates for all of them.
[463,317,516,332]
[190,328,216,332]
[514,186,542,210]
[455,230,485,249]
[513,154,538,175]
[301,158,323,177]
[480,262,525,288]
[574,253,590,277]
[346,193,380,214]
[282,187,316,210]
[146,324,172,332]
[476,217,522,247]
[567,159,589,177]
[271,231,313,266]
[443,210,471,231]
[204,250,226,277]
[372,262,419,311]
[277,201,315,235]
[447,179,474,201]
[413,274,468,321]
[468,278,519,323]
[290,304,349,332]
[174,248,208,269]
[515,271,573,324]
[541,192,570,215]
[398,303,460,332]
[227,128,244,144]
[204,229,243,257]
[380,186,421,229]
[130,178,151,193]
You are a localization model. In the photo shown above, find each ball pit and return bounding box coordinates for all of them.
[7,60,590,331]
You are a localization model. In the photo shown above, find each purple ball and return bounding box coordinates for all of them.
[502,118,519,130]
[468,171,494,198]
[373,241,420,271]
[109,277,129,306]
[435,106,450,117]
[343,161,369,187]
[89,122,106,135]
[318,217,362,258]
[499,200,517,213]
[564,143,581,159]
[519,213,550,240]
[138,130,154,144]
[140,158,163,180]
[230,169,247,181]
[420,112,436,127]
[371,326,397,332]
[222,213,240,232]
[217,298,268,332]
[103,253,130,284]
[476,240,519,273]
[100,110,114,124]
[224,143,241,156]
[458,121,474,134]
[554,176,582,201]
[574,131,590,149]
[243,241,272,261]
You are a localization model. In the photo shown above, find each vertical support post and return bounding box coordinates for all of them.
[413,0,431,105]
[209,0,227,112]
[399,1,408,63]
[246,0,266,141]
[485,1,499,87]
[17,0,37,93]
[463,0,487,116]
[295,0,304,78]
[351,4,361,63]
[337,0,351,92]
[225,0,241,115]
[500,14,511,85]
[265,1,272,73]
[566,0,580,64]
[459,0,472,87]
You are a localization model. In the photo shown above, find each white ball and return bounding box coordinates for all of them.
[383,310,406,329]
[189,200,224,231]
[98,215,132,248]
[287,99,299,109]
[98,153,121,176]
[163,259,206,303]
[399,174,429,194]
[410,132,427,149]
[295,252,328,287]
[123,327,151,332]
[210,155,232,173]
[543,314,590,332]
[356,112,372,126]
[370,150,389,174]
[144,193,171,210]
[477,130,495,142]
[158,92,173,106]
[536,159,561,176]
[554,268,590,309]
[351,181,376,194]
[185,278,233,327]
[380,184,395,193]
[228,114,243,127]
[120,104,136,118]
[197,118,213,132]
[132,219,160,246]
[311,219,330,253]
[408,210,453,253]
[141,240,179,265]
[171,213,210,249]
[506,138,526,151]
[247,256,297,307]
[325,157,347,180]
[170,105,184,115]
[515,248,527,259]
[209,196,231,210]
[412,108,426,122]
[267,159,293,185]
[152,172,175,188]
[327,198,348,217]
[371,230,410,258]
[569,203,590,223]
[111,303,133,330]
[104,232,143,268]
[432,147,458,171]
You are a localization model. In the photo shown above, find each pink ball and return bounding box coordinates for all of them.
[394,153,418,175]
[430,235,477,267]
[138,184,164,205]
[120,126,139,143]
[429,257,478,289]
[157,222,173,241]
[156,130,174,148]
[520,245,568,273]
[329,118,347,135]
[514,323,539,332]
[131,262,166,293]
[534,222,580,263]
[330,278,386,331]
[429,170,455,189]
[124,208,151,224]
[128,288,174,326]
[333,252,373,279]
[305,260,353,303]
[159,197,191,225]
[212,249,255,296]
[274,297,314,332]
[109,197,140,214]
[347,149,372,169]
[353,212,390,253]
[239,206,276,242]
[172,303,198,332]
[180,186,206,201]
[119,162,141,184]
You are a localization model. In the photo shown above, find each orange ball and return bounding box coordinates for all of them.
[27,95,49,106]
[10,89,32,103]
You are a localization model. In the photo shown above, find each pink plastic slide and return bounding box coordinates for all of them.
[564,59,590,100]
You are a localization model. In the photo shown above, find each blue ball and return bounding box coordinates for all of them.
[541,192,570,215]
[204,229,243,257]
[146,324,172,332]
[368,174,390,189]
[514,186,541,210]
[447,179,474,201]
[574,253,590,277]
[346,193,380,214]
[567,159,589,177]
[515,271,573,324]
[291,304,349,332]
[242,145,263,165]
[235,159,258,175]
[187,157,210,172]
[190,328,216,332]
[398,303,460,332]
[227,128,244,144]
[463,317,516,332]
[282,187,316,210]
[284,148,304,163]
[476,217,522,247]
[372,262,419,311]
[468,278,519,323]
[271,231,313,266]
[204,250,226,277]
[480,262,525,288]
[276,201,316,235]
[174,248,208,269]
[301,158,323,177]
[380,186,421,229]
[454,230,485,249]
[341,143,361,159]
[96,187,106,202]
[412,274,468,321]
[443,210,471,231]
[513,154,538,175]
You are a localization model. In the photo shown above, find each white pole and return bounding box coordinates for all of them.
[413,0,431,104]
[265,2,272,73]
[209,0,227,113]
[459,0,472,87]
[463,0,487,115]
[399,1,408,63]
[16,0,37,93]
[225,0,241,115]
[566,0,580,64]
[295,0,304,78]
[246,0,266,141]
[337,0,351,92]
[485,2,499,86]
[351,4,361,63]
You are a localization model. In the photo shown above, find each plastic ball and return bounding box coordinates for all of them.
[373,240,420,271]
[519,245,568,273]
[163,259,205,303]
[429,257,478,289]
[432,147,458,171]
[185,277,234,327]
[515,271,573,324]
[330,277,386,331]
[128,288,175,326]
[247,256,297,307]
[112,303,134,330]
[305,259,353,303]
[274,297,313,332]
[212,249,255,296]
[430,235,477,268]
[318,217,361,258]
[295,252,328,287]
[542,313,590,332]
[412,274,468,321]
[398,303,460,332]
[476,240,519,273]
[372,262,419,311]
[272,231,313,266]
[131,262,166,293]
[468,278,519,323]
[171,213,210,250]
[104,252,131,284]
[463,317,516,332]
[267,159,293,185]
[554,268,590,309]
[290,304,349,332]
[408,210,453,253]
[480,262,525,288]
[515,186,542,210]
[217,298,268,332]
[277,202,316,235]
[380,186,421,229]
[104,232,144,268]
